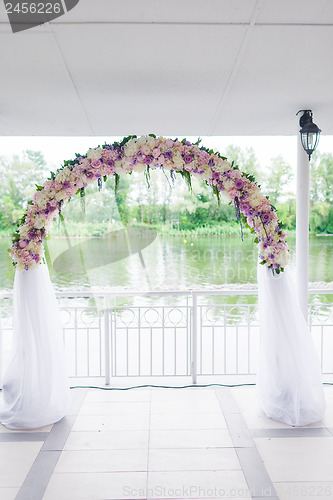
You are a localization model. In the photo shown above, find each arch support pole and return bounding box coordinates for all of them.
[296,137,310,322]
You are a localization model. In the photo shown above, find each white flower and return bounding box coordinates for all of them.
[172,151,184,170]
[278,248,290,267]
[137,136,147,147]
[27,241,41,253]
[213,160,232,173]
[34,216,45,229]
[199,168,212,180]
[56,167,71,183]
[146,136,156,149]
[133,164,146,173]
[125,139,139,157]
[87,147,103,161]
[55,190,66,202]
[35,192,49,209]
[19,224,30,239]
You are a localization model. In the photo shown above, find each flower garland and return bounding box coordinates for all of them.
[10,135,289,273]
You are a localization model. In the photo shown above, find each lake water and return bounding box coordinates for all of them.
[1,234,332,304]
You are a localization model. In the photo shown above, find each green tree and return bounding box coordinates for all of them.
[224,145,262,183]
[264,155,293,206]
[0,151,49,227]
[310,152,333,203]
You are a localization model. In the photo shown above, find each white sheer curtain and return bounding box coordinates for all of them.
[0,265,70,430]
[257,264,326,426]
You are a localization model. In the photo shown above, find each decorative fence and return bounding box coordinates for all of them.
[0,290,332,385]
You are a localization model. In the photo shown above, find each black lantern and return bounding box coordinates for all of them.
[297,110,321,160]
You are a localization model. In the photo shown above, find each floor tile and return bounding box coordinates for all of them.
[43,471,147,500]
[0,442,43,487]
[148,448,241,471]
[150,413,227,430]
[149,429,234,448]
[64,430,149,450]
[84,389,151,402]
[72,413,150,431]
[147,470,250,499]
[151,389,218,403]
[0,488,20,500]
[0,424,53,434]
[150,400,223,415]
[255,437,333,481]
[54,448,148,473]
[78,401,151,416]
[274,481,333,500]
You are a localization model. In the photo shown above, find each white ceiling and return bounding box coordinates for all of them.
[0,0,332,136]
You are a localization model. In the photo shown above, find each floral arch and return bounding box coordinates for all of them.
[1,135,326,432]
[11,135,289,273]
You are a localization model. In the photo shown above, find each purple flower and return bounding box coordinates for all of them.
[62,181,70,189]
[28,230,35,239]
[235,179,244,190]
[145,155,153,165]
[240,203,250,212]
[208,159,215,166]
[184,141,191,146]
[164,151,173,159]
[262,212,272,224]
[131,158,138,165]
[184,154,193,164]
[212,171,220,180]
[275,225,280,232]
[33,254,40,262]
[107,159,114,167]
[268,253,275,260]
[86,172,94,179]
[25,266,29,271]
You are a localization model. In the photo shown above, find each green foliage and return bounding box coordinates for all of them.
[0,150,49,228]
[1,145,333,239]
[224,145,262,183]
[263,155,293,206]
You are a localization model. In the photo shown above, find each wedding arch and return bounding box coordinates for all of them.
[10,135,289,273]
[0,135,325,429]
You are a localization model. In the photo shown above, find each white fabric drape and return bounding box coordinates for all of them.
[0,265,71,429]
[257,264,325,426]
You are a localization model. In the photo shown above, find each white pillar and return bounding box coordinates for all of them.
[296,137,310,321]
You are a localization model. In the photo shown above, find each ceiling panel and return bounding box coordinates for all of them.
[50,0,257,24]
[50,23,246,135]
[0,0,332,136]
[212,25,333,135]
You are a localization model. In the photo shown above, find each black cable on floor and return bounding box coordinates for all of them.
[69,382,333,390]
[69,383,254,390]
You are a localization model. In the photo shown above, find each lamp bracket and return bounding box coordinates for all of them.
[296,109,313,128]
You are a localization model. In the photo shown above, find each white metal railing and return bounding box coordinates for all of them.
[0,289,332,385]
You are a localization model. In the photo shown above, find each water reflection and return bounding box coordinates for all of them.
[0,235,332,306]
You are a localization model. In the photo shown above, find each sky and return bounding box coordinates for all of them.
[1,134,333,194]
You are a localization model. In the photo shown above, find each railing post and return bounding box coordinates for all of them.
[191,292,198,385]
[104,294,111,385]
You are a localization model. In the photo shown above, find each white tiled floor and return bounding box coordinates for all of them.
[1,384,333,500]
